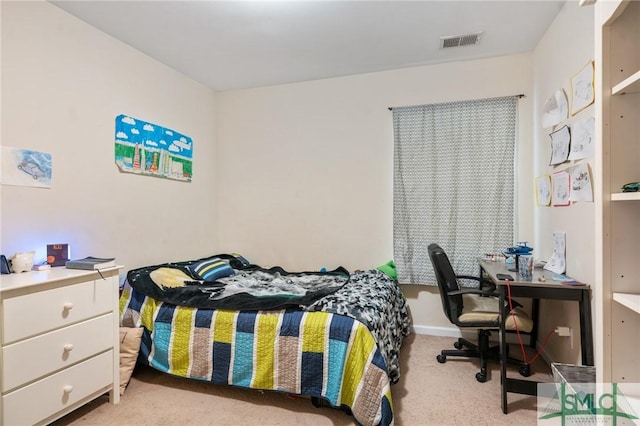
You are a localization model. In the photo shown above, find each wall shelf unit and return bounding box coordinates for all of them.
[612,70,640,95]
[610,192,640,201]
[612,292,640,314]
[595,0,640,394]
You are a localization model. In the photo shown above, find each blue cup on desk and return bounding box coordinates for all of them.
[518,255,534,280]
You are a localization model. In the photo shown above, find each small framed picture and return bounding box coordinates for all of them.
[47,243,70,266]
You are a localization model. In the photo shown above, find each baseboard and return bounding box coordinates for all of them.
[411,325,534,346]
[411,325,461,337]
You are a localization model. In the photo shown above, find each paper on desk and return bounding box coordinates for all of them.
[544,231,566,274]
[551,274,585,285]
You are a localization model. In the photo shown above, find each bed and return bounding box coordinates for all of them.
[118,254,411,426]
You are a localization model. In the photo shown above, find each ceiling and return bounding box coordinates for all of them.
[50,1,566,91]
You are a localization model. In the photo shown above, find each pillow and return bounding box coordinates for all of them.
[230,252,251,267]
[150,267,194,288]
[119,326,143,395]
[377,259,398,280]
[188,257,235,281]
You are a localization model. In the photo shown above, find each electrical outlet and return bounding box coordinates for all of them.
[555,326,574,349]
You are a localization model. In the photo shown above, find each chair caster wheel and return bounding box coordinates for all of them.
[475,372,487,382]
[519,365,531,377]
[436,354,446,363]
[453,341,463,349]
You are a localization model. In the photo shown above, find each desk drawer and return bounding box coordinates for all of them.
[2,278,115,344]
[2,350,113,426]
[2,314,114,392]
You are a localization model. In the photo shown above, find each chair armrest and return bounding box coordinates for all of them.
[455,274,497,293]
[455,274,483,280]
[448,288,497,297]
[448,288,523,308]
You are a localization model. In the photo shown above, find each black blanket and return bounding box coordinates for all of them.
[126,254,350,310]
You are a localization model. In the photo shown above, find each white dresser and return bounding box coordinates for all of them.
[0,266,121,425]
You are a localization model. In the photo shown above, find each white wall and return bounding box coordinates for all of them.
[532,1,594,363]
[1,1,218,272]
[217,54,535,330]
[1,0,594,363]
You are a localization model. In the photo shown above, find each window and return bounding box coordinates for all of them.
[392,96,517,285]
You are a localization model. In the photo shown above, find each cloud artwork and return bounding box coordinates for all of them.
[114,114,193,182]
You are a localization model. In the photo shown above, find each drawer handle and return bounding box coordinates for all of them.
[63,302,74,310]
[63,343,74,352]
[63,385,73,394]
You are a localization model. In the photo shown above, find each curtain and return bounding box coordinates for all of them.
[393,96,517,286]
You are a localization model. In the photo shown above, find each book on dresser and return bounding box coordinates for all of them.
[65,256,116,270]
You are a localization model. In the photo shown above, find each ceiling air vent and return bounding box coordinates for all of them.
[440,32,483,49]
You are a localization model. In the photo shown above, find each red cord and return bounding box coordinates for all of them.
[504,279,556,366]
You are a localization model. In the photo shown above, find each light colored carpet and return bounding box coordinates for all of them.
[52,333,552,426]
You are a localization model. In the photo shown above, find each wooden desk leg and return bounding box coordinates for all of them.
[499,286,508,414]
[579,288,595,366]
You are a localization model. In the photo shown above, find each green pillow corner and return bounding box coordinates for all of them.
[377,260,397,280]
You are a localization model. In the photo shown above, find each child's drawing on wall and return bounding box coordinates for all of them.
[570,61,594,116]
[552,170,571,206]
[535,174,551,206]
[569,162,593,202]
[1,147,52,188]
[549,125,571,166]
[568,116,595,160]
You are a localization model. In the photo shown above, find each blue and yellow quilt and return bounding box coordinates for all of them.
[120,269,410,426]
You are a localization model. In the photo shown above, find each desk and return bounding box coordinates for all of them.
[478,258,594,414]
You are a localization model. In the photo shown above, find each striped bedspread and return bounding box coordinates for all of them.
[120,285,395,426]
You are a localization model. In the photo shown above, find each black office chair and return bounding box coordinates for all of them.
[427,243,533,382]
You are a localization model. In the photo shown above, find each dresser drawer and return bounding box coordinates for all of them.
[2,277,116,344]
[2,350,113,426]
[2,313,114,392]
